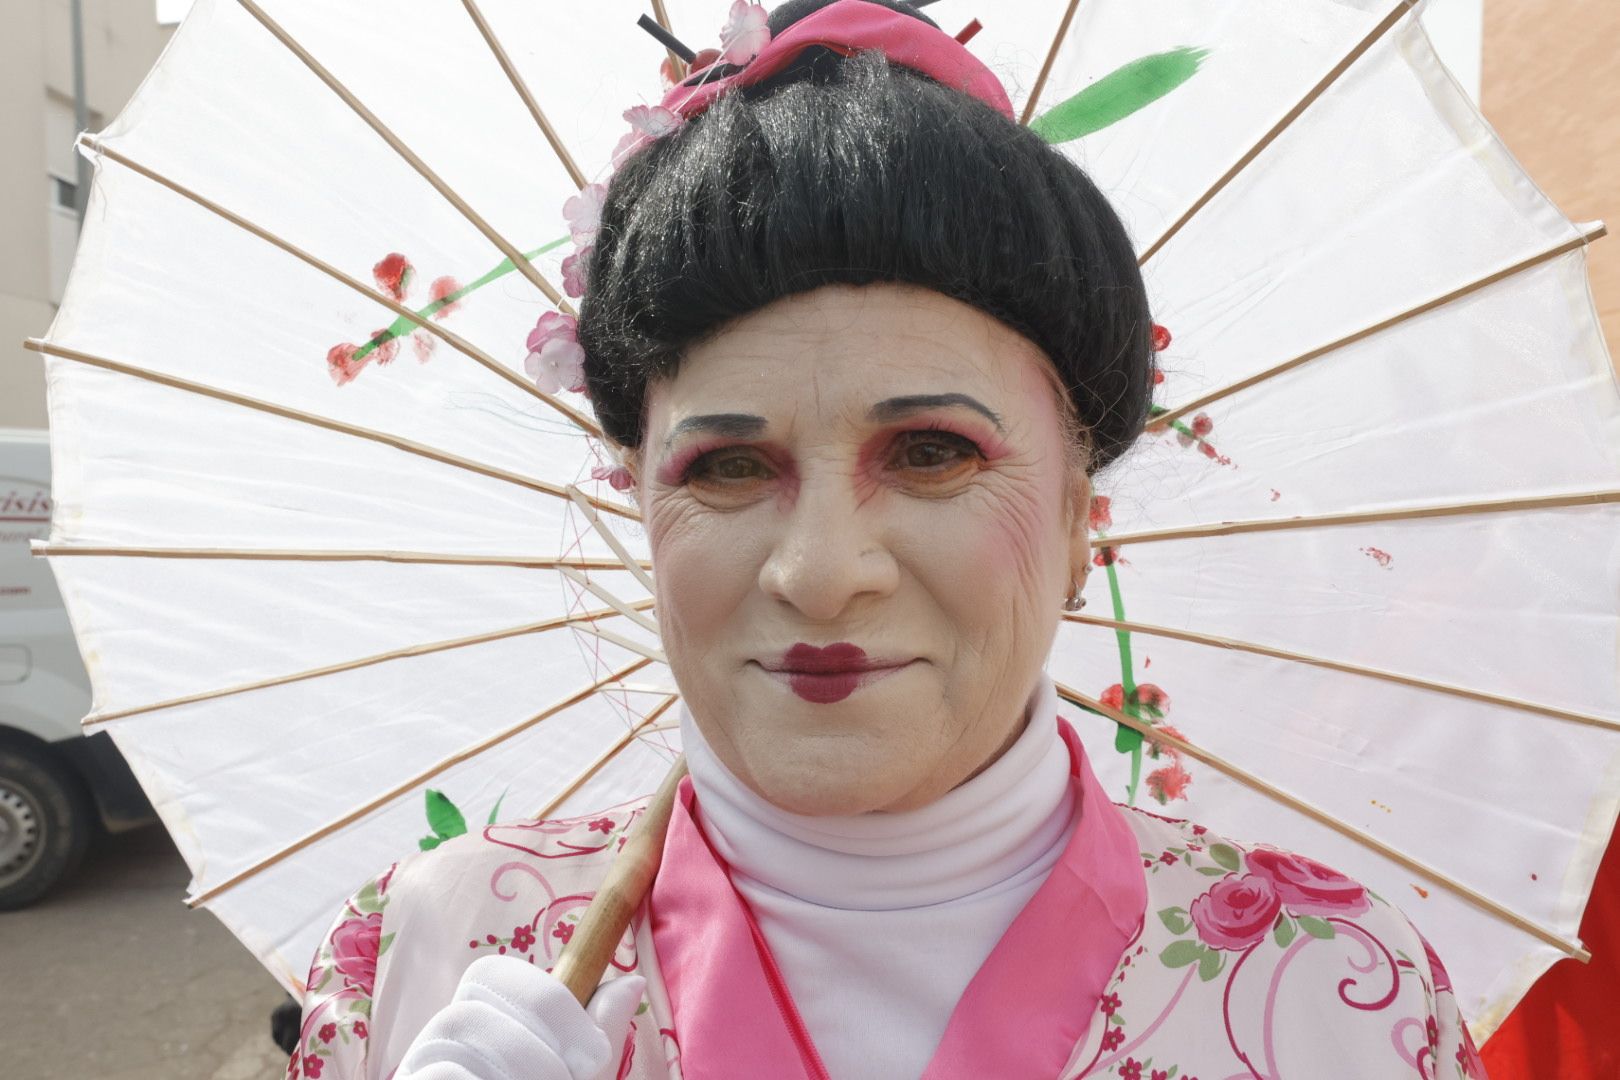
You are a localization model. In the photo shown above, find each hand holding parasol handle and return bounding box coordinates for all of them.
[551,756,690,1005]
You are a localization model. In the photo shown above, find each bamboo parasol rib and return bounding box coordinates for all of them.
[577,623,669,665]
[1053,682,1591,961]
[648,0,687,81]
[22,339,636,522]
[233,0,571,310]
[1100,488,1620,546]
[1019,0,1083,126]
[534,694,680,822]
[32,544,648,571]
[553,754,689,1005]
[1138,0,1416,265]
[560,566,660,636]
[569,486,658,596]
[1153,224,1608,427]
[188,655,657,907]
[80,598,656,727]
[460,0,587,190]
[78,137,600,438]
[1062,612,1620,732]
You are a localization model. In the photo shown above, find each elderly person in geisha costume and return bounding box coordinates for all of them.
[290,2,1488,1078]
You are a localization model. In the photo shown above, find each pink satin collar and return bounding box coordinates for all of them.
[647,716,1148,1079]
[659,0,1014,123]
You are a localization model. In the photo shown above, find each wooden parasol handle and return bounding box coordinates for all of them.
[551,755,689,1005]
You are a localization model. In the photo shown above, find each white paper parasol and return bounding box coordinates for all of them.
[26,0,1620,1039]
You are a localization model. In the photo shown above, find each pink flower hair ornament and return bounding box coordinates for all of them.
[525,312,587,396]
[661,0,1012,124]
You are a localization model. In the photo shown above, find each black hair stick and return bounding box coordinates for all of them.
[636,14,698,63]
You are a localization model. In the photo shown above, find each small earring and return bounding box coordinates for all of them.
[1063,581,1087,612]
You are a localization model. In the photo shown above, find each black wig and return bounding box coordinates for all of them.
[578,0,1154,474]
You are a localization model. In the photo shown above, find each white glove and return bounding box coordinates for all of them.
[396,955,645,1080]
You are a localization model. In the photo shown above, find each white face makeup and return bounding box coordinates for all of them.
[638,284,1091,816]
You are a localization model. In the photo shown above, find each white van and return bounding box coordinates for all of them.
[0,428,153,907]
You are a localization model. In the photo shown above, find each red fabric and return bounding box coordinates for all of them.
[1481,818,1620,1078]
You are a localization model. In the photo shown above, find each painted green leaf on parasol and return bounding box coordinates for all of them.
[419,787,468,851]
[1032,47,1211,145]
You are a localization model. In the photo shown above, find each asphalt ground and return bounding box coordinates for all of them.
[0,824,292,1079]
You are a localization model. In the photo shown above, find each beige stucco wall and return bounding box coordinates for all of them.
[0,0,172,431]
[1482,0,1619,371]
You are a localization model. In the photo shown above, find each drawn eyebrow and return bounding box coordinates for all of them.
[663,413,767,451]
[867,393,1004,431]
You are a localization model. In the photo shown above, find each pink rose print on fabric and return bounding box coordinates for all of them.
[318,1022,337,1043]
[1189,873,1282,951]
[329,911,384,995]
[1419,931,1452,994]
[525,312,587,395]
[302,1054,324,1078]
[512,924,537,953]
[1245,846,1370,917]
[352,1021,367,1040]
[720,1,771,65]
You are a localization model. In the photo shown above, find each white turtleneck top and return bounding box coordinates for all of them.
[679,678,1079,1080]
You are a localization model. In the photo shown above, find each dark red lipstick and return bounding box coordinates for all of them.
[767,643,909,704]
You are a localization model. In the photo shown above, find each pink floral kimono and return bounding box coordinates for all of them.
[289,719,1487,1080]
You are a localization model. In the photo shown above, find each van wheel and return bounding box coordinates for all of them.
[0,744,93,909]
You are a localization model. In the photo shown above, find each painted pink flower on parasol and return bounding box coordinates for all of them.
[1088,494,1113,532]
[329,911,383,994]
[719,1,772,65]
[1190,872,1282,950]
[372,252,415,302]
[1145,759,1192,803]
[525,312,586,395]
[1245,846,1371,917]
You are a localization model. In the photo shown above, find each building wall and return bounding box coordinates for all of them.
[1482,0,1619,373]
[0,0,172,431]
